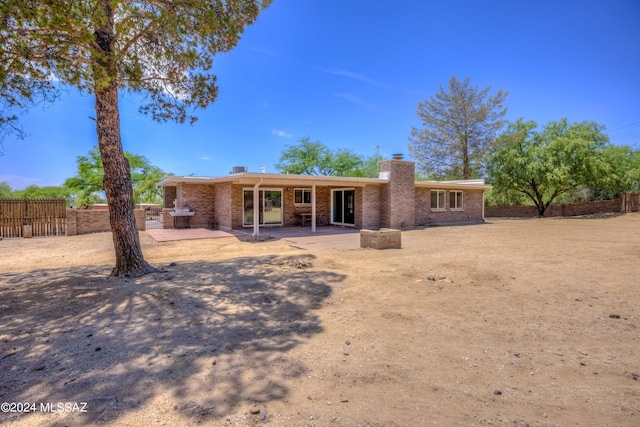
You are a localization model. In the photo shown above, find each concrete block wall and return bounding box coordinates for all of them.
[67,208,145,236]
[415,189,484,225]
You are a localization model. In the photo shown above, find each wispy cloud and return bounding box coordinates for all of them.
[320,67,381,87]
[201,156,211,161]
[334,93,379,112]
[319,66,418,95]
[272,129,293,138]
[249,47,282,59]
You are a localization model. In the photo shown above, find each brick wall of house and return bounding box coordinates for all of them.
[66,208,146,236]
[214,183,233,229]
[379,159,416,228]
[231,185,244,228]
[485,199,622,218]
[176,184,216,228]
[361,185,381,229]
[163,186,177,208]
[415,188,484,225]
[281,186,331,227]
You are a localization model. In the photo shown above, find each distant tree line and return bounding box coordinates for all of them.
[275,137,384,178]
[1,145,167,207]
[408,75,640,216]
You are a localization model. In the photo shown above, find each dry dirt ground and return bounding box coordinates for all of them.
[1,214,639,427]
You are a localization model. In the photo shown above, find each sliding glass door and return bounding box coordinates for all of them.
[243,189,283,226]
[331,189,355,226]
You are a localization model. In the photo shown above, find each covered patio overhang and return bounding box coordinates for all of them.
[158,173,388,236]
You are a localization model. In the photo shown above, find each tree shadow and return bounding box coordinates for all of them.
[0,254,343,425]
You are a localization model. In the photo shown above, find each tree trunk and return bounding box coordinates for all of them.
[93,0,155,277]
[95,84,155,277]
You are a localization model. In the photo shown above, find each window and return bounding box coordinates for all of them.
[430,190,445,210]
[294,188,312,205]
[450,191,464,210]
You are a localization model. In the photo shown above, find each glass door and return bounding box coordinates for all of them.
[331,189,355,226]
[243,189,282,227]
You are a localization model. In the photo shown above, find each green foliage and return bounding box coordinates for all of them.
[593,144,640,198]
[486,118,611,215]
[64,146,166,207]
[0,181,71,202]
[409,75,509,179]
[350,154,384,178]
[275,137,364,176]
[0,181,13,198]
[13,185,71,201]
[0,0,271,126]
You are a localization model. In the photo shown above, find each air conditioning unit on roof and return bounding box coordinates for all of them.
[231,166,248,174]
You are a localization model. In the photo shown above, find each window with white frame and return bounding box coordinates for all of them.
[294,188,312,205]
[450,190,464,210]
[430,190,446,210]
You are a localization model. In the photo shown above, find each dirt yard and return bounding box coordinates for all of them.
[1,214,639,426]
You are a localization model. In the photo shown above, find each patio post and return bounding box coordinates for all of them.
[311,184,317,233]
[253,177,263,237]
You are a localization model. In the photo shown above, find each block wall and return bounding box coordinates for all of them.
[485,199,622,218]
[66,209,145,236]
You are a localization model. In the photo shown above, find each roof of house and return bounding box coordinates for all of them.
[157,172,491,190]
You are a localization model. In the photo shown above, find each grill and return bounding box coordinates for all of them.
[169,207,195,228]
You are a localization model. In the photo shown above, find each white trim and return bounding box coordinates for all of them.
[330,188,356,226]
[449,190,464,211]
[293,188,312,206]
[430,189,446,210]
[242,187,283,229]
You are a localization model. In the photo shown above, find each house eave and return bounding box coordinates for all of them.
[158,173,388,187]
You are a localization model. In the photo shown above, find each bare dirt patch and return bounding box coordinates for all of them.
[1,214,639,426]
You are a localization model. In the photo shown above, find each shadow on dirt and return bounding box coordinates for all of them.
[0,253,343,425]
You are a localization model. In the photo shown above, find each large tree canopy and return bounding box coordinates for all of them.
[275,137,363,176]
[486,118,610,216]
[64,145,166,208]
[409,75,508,179]
[0,0,270,276]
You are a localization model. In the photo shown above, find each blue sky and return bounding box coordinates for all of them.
[2,0,639,189]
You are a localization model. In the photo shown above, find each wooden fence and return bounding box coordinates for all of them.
[0,198,67,238]
[622,193,640,212]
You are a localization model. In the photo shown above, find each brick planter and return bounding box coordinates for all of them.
[360,228,401,249]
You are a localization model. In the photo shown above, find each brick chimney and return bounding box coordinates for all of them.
[379,158,415,229]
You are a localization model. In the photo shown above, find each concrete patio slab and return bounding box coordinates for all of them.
[145,226,361,250]
[145,228,247,242]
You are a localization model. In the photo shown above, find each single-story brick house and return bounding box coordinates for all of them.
[157,158,491,234]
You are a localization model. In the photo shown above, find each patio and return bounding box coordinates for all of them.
[145,226,361,250]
